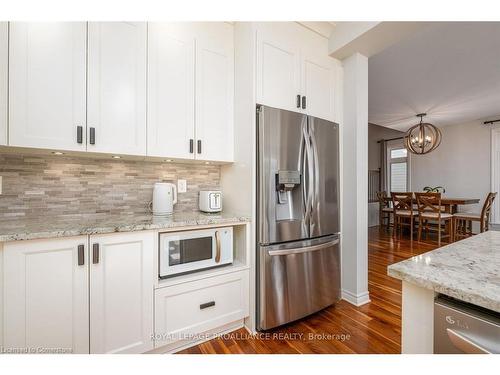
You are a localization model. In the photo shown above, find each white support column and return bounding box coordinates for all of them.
[340,53,370,306]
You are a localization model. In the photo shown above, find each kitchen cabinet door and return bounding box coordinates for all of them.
[194,23,234,162]
[89,231,154,354]
[256,23,301,112]
[301,54,337,122]
[9,22,87,151]
[87,22,147,156]
[147,23,195,159]
[3,236,89,354]
[0,22,7,145]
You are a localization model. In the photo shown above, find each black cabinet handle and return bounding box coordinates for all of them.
[89,127,96,145]
[200,301,215,310]
[189,139,194,154]
[77,244,85,266]
[77,126,83,144]
[92,243,99,264]
[296,94,301,108]
[197,140,202,154]
[301,96,306,110]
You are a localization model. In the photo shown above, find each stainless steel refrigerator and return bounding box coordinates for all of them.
[257,105,341,331]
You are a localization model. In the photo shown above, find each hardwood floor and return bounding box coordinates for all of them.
[178,226,439,354]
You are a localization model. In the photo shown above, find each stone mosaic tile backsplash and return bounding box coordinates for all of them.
[0,153,220,220]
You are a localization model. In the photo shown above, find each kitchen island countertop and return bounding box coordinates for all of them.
[388,230,500,313]
[0,212,250,242]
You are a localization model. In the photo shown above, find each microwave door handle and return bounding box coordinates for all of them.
[446,328,491,354]
[215,231,221,263]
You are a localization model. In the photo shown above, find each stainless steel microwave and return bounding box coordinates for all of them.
[159,227,233,278]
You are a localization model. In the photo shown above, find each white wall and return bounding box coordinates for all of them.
[367,124,404,227]
[410,120,491,215]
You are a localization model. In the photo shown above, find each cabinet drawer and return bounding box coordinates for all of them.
[154,270,249,345]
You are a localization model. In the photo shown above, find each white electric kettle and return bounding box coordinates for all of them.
[150,182,177,216]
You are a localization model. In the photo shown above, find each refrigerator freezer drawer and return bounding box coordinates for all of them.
[257,235,341,331]
[434,296,500,354]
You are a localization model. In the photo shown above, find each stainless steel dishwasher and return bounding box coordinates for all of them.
[434,296,500,353]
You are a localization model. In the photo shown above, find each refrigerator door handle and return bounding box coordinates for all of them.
[309,120,321,230]
[298,122,307,227]
[302,119,314,228]
[267,238,339,256]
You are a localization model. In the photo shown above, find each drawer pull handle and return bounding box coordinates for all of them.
[77,244,85,266]
[89,127,96,145]
[92,243,100,264]
[76,126,83,144]
[200,301,215,310]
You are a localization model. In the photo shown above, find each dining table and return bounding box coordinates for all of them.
[383,196,480,214]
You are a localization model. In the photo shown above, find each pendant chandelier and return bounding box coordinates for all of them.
[404,113,442,155]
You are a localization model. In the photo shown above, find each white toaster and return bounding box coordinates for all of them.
[199,191,222,213]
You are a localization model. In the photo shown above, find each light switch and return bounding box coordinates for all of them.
[177,179,187,193]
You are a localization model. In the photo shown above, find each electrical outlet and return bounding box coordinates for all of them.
[177,179,187,193]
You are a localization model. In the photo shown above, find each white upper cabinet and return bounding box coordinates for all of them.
[195,23,234,162]
[5,22,235,162]
[3,236,90,354]
[87,22,147,156]
[148,22,234,162]
[147,23,195,159]
[89,231,154,354]
[9,22,87,151]
[0,22,7,145]
[256,23,338,121]
[302,56,337,122]
[256,23,301,112]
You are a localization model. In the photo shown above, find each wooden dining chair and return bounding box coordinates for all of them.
[415,192,454,246]
[391,192,418,241]
[376,191,393,230]
[454,192,497,239]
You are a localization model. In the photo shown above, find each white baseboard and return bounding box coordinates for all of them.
[341,289,370,306]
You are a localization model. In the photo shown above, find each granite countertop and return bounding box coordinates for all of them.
[388,230,500,313]
[0,212,250,242]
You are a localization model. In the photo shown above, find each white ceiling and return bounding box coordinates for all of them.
[368,22,500,131]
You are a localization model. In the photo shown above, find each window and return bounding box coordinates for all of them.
[390,148,407,159]
[390,162,407,192]
[387,144,409,192]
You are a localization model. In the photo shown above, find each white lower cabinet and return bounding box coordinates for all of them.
[1,230,247,354]
[2,236,90,354]
[154,270,249,350]
[89,231,154,354]
[2,231,155,354]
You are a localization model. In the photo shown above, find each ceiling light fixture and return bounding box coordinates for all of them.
[52,151,64,155]
[404,113,442,155]
[112,155,121,159]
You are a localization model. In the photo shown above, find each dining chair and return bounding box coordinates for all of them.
[454,192,497,239]
[415,192,454,246]
[391,192,418,241]
[376,191,393,230]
